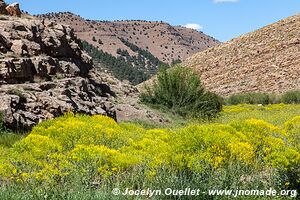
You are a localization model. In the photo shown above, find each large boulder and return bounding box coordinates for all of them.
[5,2,21,17]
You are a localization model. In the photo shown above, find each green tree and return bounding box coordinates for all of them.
[98,39,103,45]
[82,41,150,85]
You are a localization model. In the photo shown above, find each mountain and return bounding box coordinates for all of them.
[183,14,300,96]
[37,12,220,64]
[0,2,166,131]
[36,12,220,84]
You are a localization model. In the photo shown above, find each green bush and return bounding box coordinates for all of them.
[140,66,223,118]
[226,91,300,105]
[268,93,282,104]
[226,92,271,105]
[281,90,300,104]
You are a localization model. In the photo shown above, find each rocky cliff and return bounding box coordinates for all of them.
[184,14,300,96]
[0,12,120,131]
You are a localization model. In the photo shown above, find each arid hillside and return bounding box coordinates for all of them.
[184,14,300,96]
[37,12,220,64]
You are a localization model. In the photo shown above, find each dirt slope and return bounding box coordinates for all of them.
[184,14,300,96]
[37,12,220,64]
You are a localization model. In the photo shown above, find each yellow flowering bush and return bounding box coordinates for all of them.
[228,142,255,165]
[0,111,299,191]
[285,116,300,149]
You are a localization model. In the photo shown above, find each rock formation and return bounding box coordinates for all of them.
[0,10,117,131]
[5,2,21,17]
[0,1,22,17]
[0,18,92,84]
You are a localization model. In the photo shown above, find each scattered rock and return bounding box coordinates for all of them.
[89,68,168,125]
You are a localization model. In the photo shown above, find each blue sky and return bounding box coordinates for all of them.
[7,0,300,41]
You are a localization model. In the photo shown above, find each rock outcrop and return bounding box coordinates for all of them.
[5,2,21,17]
[0,78,116,131]
[0,1,22,17]
[0,10,117,131]
[0,16,92,84]
[184,14,300,96]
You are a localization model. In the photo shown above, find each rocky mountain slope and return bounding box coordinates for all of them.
[0,2,166,131]
[183,14,300,96]
[37,12,220,65]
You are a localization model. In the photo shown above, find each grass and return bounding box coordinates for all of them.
[130,103,300,129]
[225,91,300,105]
[0,132,23,147]
[0,113,23,147]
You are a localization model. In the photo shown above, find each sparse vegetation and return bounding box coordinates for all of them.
[83,39,171,85]
[281,90,300,104]
[171,59,182,66]
[226,92,271,105]
[6,89,26,99]
[226,91,300,105]
[98,39,103,45]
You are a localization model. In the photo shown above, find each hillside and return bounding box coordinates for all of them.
[38,12,219,64]
[184,14,300,96]
[36,12,220,84]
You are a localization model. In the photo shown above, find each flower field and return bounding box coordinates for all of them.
[0,104,300,199]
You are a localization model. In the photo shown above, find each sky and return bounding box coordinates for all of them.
[6,0,300,42]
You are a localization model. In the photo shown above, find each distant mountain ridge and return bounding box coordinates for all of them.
[184,13,300,96]
[37,12,220,65]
